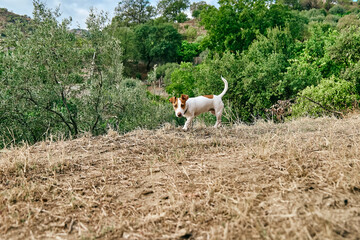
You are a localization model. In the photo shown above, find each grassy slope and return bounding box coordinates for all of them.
[0,116,360,239]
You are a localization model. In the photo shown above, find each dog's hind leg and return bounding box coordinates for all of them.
[214,109,223,128]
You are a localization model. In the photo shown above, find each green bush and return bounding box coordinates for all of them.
[341,60,360,94]
[106,78,174,133]
[324,14,341,26]
[193,52,242,99]
[329,5,347,16]
[0,2,173,147]
[177,40,201,62]
[337,14,360,30]
[156,62,180,86]
[302,8,327,22]
[326,26,360,68]
[165,62,196,97]
[291,77,358,117]
[281,59,322,97]
[184,26,198,41]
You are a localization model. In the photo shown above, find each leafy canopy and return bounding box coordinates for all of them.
[114,0,156,26]
[157,0,190,22]
[134,23,182,69]
[200,0,308,53]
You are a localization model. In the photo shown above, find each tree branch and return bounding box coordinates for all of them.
[91,69,103,134]
[54,74,79,135]
[300,95,344,118]
[21,87,74,134]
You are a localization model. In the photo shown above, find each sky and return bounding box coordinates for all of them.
[1,0,219,29]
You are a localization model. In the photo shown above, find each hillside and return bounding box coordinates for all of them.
[0,8,30,33]
[1,116,360,239]
[178,19,206,42]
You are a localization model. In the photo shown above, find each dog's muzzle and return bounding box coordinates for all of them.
[177,112,183,118]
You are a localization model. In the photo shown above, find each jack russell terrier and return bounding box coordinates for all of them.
[169,76,228,131]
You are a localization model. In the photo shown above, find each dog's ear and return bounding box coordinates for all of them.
[181,94,189,101]
[169,97,176,103]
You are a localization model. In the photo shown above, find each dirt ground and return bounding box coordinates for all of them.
[1,116,360,239]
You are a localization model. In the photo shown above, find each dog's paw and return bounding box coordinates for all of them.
[182,127,188,131]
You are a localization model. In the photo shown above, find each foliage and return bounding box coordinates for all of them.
[265,4,308,40]
[324,14,340,26]
[337,14,360,30]
[175,12,188,23]
[341,60,360,94]
[177,41,201,62]
[200,0,307,53]
[300,0,322,10]
[240,52,288,119]
[326,26,360,69]
[114,0,156,27]
[165,62,196,97]
[166,28,293,121]
[3,0,360,146]
[157,0,190,22]
[294,23,336,77]
[291,77,358,117]
[329,4,347,16]
[200,0,267,53]
[0,1,172,147]
[183,25,198,41]
[154,62,180,85]
[190,1,211,18]
[276,0,302,10]
[281,59,322,97]
[106,78,174,132]
[1,1,88,144]
[134,23,182,69]
[106,24,139,76]
[301,8,327,22]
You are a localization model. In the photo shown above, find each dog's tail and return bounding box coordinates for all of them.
[219,76,228,98]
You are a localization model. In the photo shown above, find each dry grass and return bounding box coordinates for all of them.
[1,116,360,239]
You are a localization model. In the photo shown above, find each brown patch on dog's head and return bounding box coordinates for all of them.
[180,94,189,109]
[203,95,214,99]
[169,97,178,109]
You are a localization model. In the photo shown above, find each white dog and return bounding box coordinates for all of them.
[169,76,228,131]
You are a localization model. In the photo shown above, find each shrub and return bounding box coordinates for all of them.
[337,14,360,30]
[282,59,322,97]
[341,60,360,94]
[329,5,347,16]
[184,26,198,42]
[324,14,341,26]
[106,78,174,133]
[291,77,358,118]
[326,26,360,67]
[0,3,172,147]
[165,62,196,97]
[302,8,327,22]
[153,62,180,86]
[177,41,201,62]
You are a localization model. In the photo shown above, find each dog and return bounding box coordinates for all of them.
[169,76,228,131]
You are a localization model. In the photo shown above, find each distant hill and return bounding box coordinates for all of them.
[0,8,31,37]
[0,8,30,31]
[0,8,88,38]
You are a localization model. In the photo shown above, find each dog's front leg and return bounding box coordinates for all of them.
[183,116,194,131]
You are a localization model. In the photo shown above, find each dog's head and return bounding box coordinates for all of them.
[169,94,189,118]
